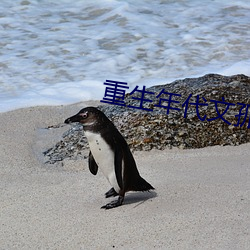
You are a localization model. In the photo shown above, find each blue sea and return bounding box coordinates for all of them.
[0,0,250,112]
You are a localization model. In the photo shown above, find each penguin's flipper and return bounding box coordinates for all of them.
[101,196,124,209]
[114,146,124,190]
[105,187,118,198]
[88,151,98,175]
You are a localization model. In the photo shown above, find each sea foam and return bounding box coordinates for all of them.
[0,0,249,112]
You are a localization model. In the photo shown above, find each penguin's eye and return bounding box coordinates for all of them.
[79,112,88,119]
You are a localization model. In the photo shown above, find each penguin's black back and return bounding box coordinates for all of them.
[97,112,154,192]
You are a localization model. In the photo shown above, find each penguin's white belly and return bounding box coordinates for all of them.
[85,131,120,193]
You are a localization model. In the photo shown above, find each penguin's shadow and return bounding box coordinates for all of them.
[123,191,157,208]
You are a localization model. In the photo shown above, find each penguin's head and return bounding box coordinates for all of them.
[65,107,108,129]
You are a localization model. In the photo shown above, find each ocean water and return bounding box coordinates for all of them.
[0,0,250,112]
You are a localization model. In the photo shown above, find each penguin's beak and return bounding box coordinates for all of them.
[64,114,81,124]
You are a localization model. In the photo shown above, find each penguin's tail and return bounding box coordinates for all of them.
[132,176,154,192]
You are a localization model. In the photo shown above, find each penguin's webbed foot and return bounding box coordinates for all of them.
[105,187,118,198]
[101,196,124,209]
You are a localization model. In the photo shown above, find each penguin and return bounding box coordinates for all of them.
[64,107,154,209]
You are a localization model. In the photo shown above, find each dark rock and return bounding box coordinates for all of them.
[43,74,250,164]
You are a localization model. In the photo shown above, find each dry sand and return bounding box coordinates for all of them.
[0,102,249,249]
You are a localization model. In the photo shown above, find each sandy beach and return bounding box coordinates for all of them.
[0,102,249,249]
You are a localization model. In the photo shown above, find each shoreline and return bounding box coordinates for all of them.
[0,102,249,249]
